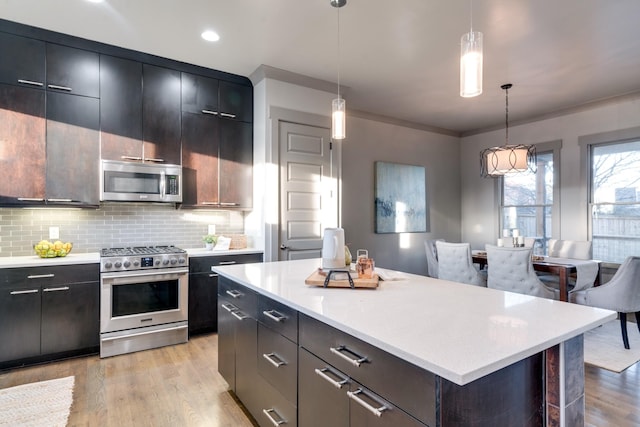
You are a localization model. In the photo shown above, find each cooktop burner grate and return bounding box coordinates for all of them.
[100,246,187,257]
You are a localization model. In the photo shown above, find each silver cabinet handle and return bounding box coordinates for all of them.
[201,109,218,115]
[262,408,286,426]
[330,345,368,367]
[43,286,70,292]
[27,274,55,279]
[262,352,286,368]
[219,112,236,119]
[47,84,72,91]
[202,202,219,205]
[219,261,237,265]
[225,289,242,298]
[47,198,73,202]
[221,303,237,312]
[18,79,44,87]
[18,197,45,202]
[10,289,39,295]
[347,388,388,417]
[208,273,219,278]
[219,202,239,206]
[314,367,348,389]
[263,310,285,323]
[144,158,164,163]
[121,155,143,161]
[231,310,248,321]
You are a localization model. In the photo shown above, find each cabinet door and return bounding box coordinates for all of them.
[100,55,143,161]
[0,286,41,361]
[188,271,218,334]
[218,297,237,390]
[0,84,46,204]
[0,32,45,88]
[298,348,349,427]
[181,72,219,115]
[46,92,100,205]
[219,120,252,208]
[142,64,181,165]
[41,281,99,354]
[235,312,262,420]
[46,43,99,98]
[181,111,219,207]
[219,81,252,122]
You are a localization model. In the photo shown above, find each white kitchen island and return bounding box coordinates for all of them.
[214,258,615,427]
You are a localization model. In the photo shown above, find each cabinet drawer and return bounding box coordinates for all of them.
[0,264,99,287]
[256,375,297,427]
[258,294,298,343]
[257,323,297,404]
[218,276,257,317]
[299,314,436,427]
[190,253,263,273]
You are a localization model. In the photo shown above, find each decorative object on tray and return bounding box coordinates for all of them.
[34,240,73,258]
[228,234,248,249]
[356,249,375,279]
[321,228,348,270]
[305,268,379,289]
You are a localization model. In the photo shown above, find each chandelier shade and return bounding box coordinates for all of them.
[460,30,483,98]
[480,84,537,177]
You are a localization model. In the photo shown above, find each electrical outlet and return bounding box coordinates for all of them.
[208,224,216,235]
[49,226,59,240]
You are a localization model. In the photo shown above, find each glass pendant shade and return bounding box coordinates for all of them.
[332,97,346,140]
[460,30,483,98]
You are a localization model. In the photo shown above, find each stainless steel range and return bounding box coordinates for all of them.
[99,246,189,358]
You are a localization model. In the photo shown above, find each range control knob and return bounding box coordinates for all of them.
[170,258,177,265]
[114,261,122,268]
[178,257,186,264]
[163,259,170,266]
[133,260,140,267]
[155,260,161,266]
[104,262,112,269]
[123,260,131,268]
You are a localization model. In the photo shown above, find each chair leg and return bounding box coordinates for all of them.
[636,312,640,335]
[620,313,630,350]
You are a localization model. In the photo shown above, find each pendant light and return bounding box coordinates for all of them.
[460,0,483,98]
[480,84,537,177]
[331,0,346,140]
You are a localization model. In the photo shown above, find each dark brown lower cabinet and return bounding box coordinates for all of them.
[0,283,42,361]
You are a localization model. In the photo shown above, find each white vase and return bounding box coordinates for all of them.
[205,243,214,250]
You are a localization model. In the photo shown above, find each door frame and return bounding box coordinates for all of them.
[265,106,342,262]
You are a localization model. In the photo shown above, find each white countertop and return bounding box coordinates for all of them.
[0,252,100,268]
[185,248,263,257]
[213,258,616,385]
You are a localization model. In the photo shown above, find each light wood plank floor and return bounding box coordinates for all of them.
[1,334,639,426]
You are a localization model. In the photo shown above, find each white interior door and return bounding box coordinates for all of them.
[279,121,338,261]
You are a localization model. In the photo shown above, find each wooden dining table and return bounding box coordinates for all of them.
[471,252,601,302]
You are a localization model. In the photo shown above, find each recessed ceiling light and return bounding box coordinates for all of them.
[201,30,220,42]
[86,0,105,3]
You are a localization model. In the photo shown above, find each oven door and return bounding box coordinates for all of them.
[100,268,188,334]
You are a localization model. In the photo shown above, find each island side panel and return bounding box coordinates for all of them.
[545,335,585,426]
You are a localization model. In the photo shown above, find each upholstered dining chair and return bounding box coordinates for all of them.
[424,239,443,278]
[547,239,592,259]
[570,256,640,349]
[435,241,486,286]
[485,245,558,299]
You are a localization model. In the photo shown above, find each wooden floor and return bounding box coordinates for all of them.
[1,334,639,426]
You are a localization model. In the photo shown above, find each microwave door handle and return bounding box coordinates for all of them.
[160,170,166,199]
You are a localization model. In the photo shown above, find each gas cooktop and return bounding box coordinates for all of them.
[100,246,188,272]
[100,246,187,257]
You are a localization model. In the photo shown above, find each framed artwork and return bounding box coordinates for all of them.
[375,161,428,233]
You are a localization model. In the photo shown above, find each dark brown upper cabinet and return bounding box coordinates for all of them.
[182,72,219,115]
[219,80,253,122]
[46,44,99,98]
[0,32,45,89]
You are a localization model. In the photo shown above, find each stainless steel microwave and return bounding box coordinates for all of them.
[101,160,182,203]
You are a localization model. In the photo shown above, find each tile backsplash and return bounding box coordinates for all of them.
[0,203,245,257]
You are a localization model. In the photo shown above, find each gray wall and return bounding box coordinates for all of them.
[0,203,245,257]
[342,116,461,275]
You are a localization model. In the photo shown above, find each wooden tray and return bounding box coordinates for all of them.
[305,269,379,289]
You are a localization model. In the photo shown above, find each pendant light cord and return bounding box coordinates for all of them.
[337,6,341,100]
[505,86,509,145]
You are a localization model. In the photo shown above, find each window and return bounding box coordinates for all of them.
[590,139,640,263]
[500,147,558,254]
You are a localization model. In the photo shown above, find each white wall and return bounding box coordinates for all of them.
[461,96,640,250]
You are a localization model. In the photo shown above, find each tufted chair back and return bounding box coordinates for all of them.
[548,239,592,259]
[570,256,640,349]
[435,241,486,286]
[424,239,443,278]
[485,245,557,299]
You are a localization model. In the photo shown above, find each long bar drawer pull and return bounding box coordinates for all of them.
[208,273,219,278]
[43,286,70,292]
[262,352,286,368]
[201,109,218,115]
[262,408,286,426]
[231,310,248,321]
[221,303,238,312]
[10,289,39,295]
[219,261,237,265]
[121,155,143,161]
[219,112,237,119]
[330,345,368,367]
[225,289,242,298]
[27,274,55,279]
[347,388,388,417]
[47,84,72,91]
[315,367,348,389]
[143,157,165,163]
[18,79,44,87]
[263,309,285,323]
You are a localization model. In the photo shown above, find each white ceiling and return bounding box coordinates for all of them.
[3,0,640,135]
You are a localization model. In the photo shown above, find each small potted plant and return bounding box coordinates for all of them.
[202,234,218,250]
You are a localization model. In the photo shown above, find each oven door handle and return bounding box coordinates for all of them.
[101,268,189,285]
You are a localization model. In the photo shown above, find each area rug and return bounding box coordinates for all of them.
[0,376,74,427]
[584,320,640,373]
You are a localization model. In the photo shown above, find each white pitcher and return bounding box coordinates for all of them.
[322,228,346,270]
